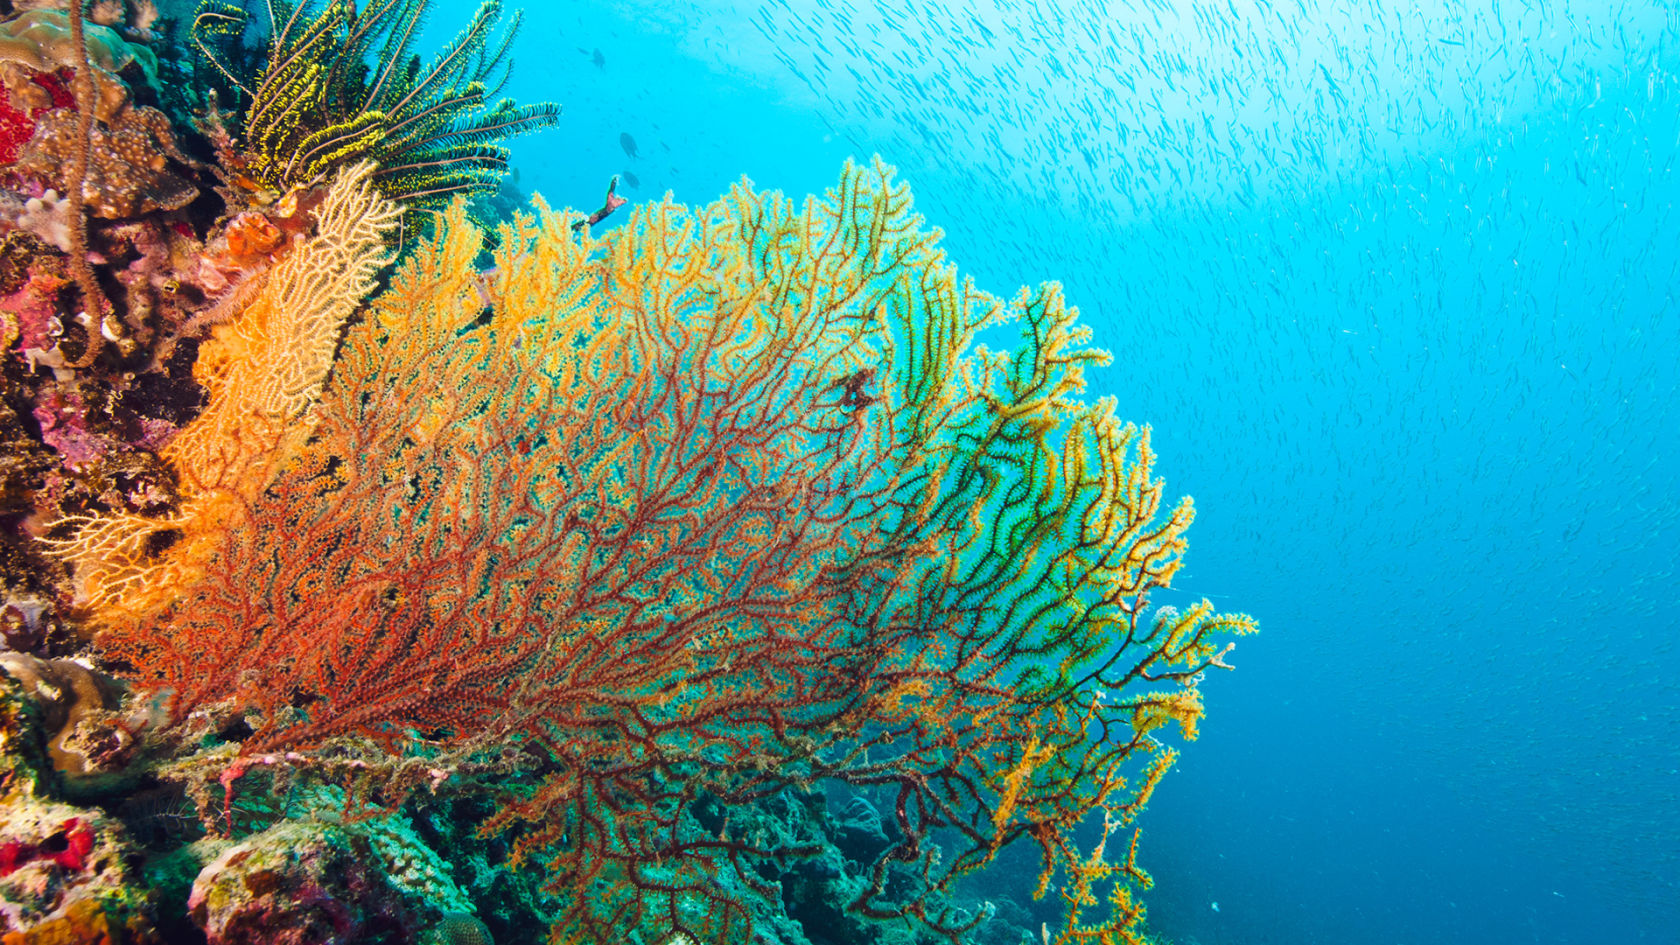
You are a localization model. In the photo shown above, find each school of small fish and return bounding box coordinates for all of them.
[529,2,1679,940]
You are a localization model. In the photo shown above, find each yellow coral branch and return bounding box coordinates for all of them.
[46,162,400,621]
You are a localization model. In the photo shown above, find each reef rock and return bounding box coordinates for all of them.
[0,10,160,100]
[0,653,137,795]
[0,796,155,942]
[188,804,481,945]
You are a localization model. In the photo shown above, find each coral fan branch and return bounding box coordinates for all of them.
[48,161,400,620]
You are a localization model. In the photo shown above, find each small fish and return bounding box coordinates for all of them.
[620,169,640,189]
[571,176,627,234]
[577,47,606,68]
[620,132,638,159]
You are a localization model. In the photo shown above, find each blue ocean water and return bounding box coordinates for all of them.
[445,1,1678,942]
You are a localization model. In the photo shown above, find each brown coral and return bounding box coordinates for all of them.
[0,653,128,781]
[0,10,159,99]
[18,105,196,219]
[0,10,194,220]
[8,0,161,40]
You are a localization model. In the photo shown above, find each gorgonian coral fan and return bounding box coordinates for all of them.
[80,159,1252,943]
[48,160,400,619]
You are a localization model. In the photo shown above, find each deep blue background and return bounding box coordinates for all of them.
[430,1,1680,941]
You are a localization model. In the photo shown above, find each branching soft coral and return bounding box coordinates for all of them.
[48,160,399,620]
[80,159,1253,944]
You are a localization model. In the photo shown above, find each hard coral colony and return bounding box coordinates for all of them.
[0,3,1255,945]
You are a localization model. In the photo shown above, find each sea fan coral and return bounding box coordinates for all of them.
[78,159,1252,944]
[48,160,399,619]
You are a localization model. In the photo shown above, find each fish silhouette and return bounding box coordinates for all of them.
[619,132,638,159]
[576,47,605,69]
[620,169,640,189]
